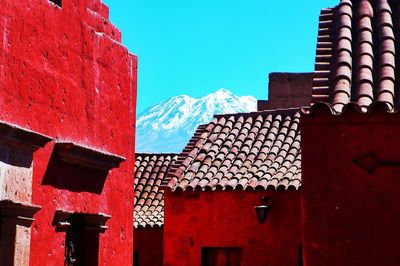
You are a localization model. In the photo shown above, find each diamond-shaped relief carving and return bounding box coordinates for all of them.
[353,152,380,174]
[353,152,400,174]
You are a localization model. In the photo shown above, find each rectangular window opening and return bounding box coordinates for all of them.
[298,243,303,266]
[133,250,139,266]
[202,247,242,266]
[65,214,100,266]
[49,0,62,7]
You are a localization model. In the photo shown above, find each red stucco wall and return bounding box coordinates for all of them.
[164,190,301,266]
[0,0,137,265]
[301,108,400,266]
[135,227,163,266]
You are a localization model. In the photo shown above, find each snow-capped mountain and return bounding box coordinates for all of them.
[136,89,257,153]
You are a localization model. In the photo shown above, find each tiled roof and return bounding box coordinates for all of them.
[164,109,301,191]
[311,0,400,114]
[134,153,178,228]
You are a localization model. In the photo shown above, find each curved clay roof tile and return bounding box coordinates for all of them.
[358,0,374,18]
[311,0,400,112]
[166,111,301,192]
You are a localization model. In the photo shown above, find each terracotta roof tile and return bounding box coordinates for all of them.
[165,109,301,191]
[311,0,400,113]
[134,153,178,228]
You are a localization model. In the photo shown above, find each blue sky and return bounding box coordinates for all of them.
[103,0,339,114]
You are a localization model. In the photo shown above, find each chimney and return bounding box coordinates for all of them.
[258,72,314,111]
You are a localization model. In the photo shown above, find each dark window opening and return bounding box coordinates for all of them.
[298,244,303,266]
[65,214,99,266]
[133,250,139,266]
[202,247,242,266]
[50,0,62,7]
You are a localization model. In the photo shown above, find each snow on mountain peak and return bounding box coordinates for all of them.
[214,88,232,95]
[136,89,257,153]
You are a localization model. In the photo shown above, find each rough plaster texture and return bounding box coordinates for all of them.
[258,72,313,111]
[0,0,137,265]
[164,190,301,266]
[301,109,400,266]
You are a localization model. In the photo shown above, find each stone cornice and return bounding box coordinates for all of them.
[55,142,126,171]
[0,121,52,150]
[0,200,41,226]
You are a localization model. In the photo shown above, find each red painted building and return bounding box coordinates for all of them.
[302,104,400,266]
[134,154,178,266]
[164,189,302,266]
[301,0,400,265]
[0,0,137,265]
[157,70,314,266]
[163,108,303,266]
[139,0,400,265]
[160,0,400,264]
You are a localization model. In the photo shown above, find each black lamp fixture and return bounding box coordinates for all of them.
[255,197,270,224]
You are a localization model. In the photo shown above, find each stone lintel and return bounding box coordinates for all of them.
[0,200,41,226]
[0,121,52,151]
[53,210,111,233]
[55,142,126,171]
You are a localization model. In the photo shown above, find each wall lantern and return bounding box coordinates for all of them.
[255,197,270,224]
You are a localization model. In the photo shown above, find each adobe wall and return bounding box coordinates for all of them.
[301,108,400,266]
[164,190,301,266]
[0,0,137,265]
[258,72,313,111]
[135,227,163,266]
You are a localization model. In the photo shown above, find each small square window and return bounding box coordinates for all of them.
[49,0,62,7]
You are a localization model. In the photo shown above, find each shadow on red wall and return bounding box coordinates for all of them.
[41,150,107,194]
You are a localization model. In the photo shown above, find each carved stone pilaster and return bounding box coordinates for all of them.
[0,121,50,266]
[0,200,41,266]
[0,121,51,203]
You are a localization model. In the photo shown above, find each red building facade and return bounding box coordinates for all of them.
[162,0,400,264]
[140,0,400,265]
[302,105,400,266]
[164,190,302,266]
[163,109,303,266]
[301,0,400,265]
[0,0,137,265]
[134,154,178,266]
